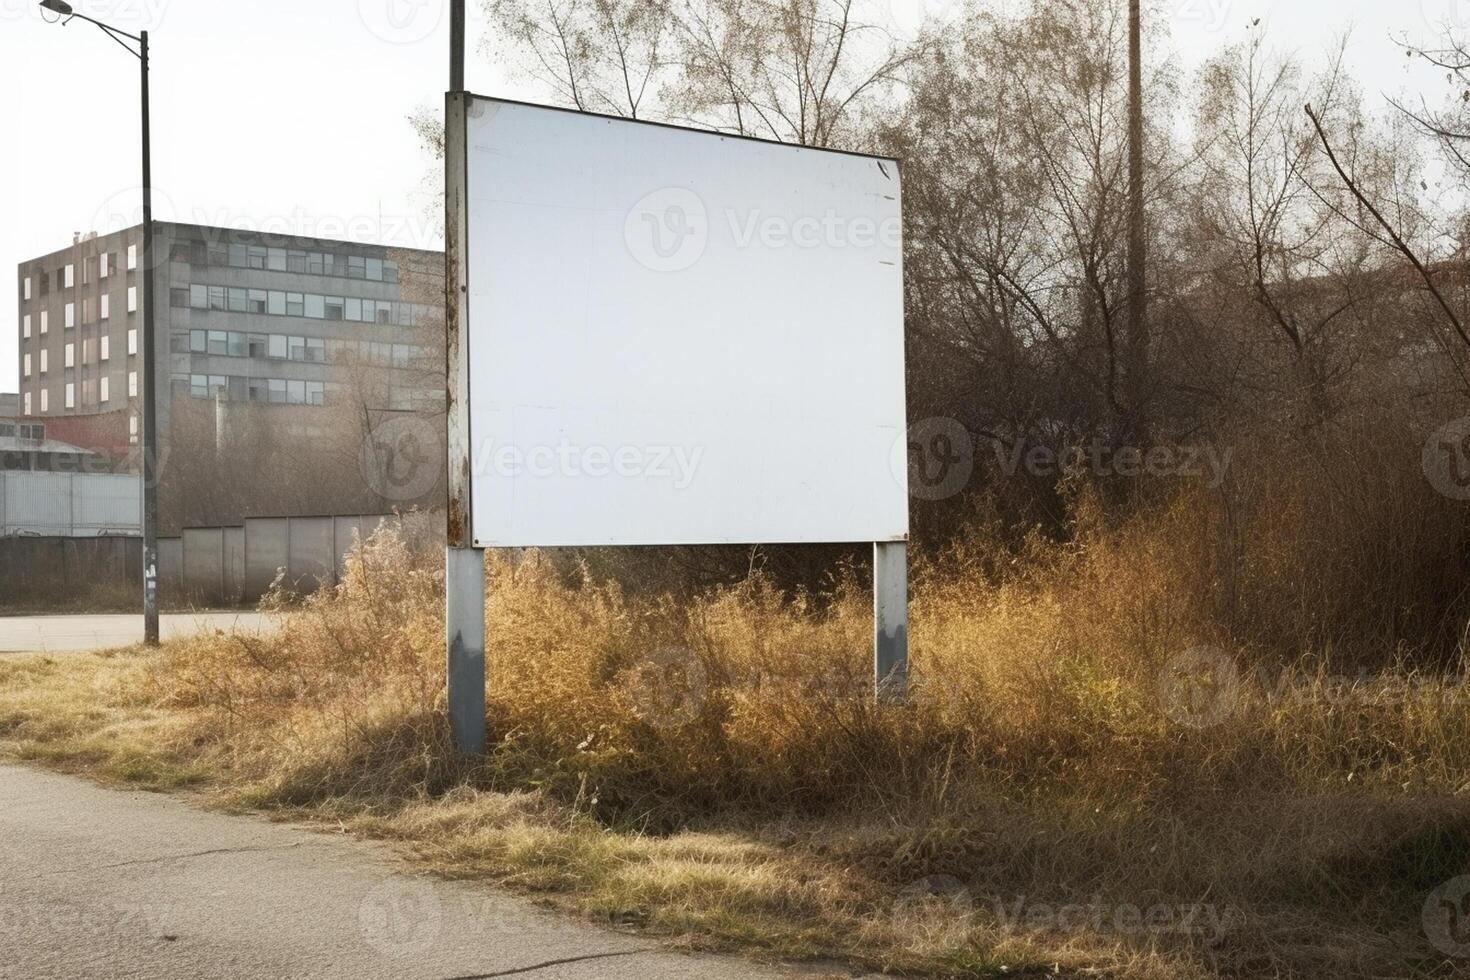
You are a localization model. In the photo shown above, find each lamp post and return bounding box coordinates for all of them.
[39,0,159,646]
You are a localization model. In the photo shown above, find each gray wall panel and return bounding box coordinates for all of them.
[245,517,289,598]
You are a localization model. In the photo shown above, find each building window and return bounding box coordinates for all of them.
[128,371,138,397]
[189,374,228,399]
[100,335,110,361]
[39,349,47,374]
[40,389,48,413]
[100,376,110,403]
[65,343,74,368]
[64,264,74,288]
[23,276,31,301]
[39,311,47,334]
[65,302,75,328]
[23,392,31,415]
[22,314,30,339]
[268,334,287,359]
[128,328,138,356]
[127,286,138,312]
[23,353,30,378]
[127,244,137,270]
[100,293,110,320]
[65,383,75,409]
[100,253,110,278]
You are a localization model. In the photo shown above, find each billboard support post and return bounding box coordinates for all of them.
[445,5,486,755]
[446,545,486,752]
[874,541,908,701]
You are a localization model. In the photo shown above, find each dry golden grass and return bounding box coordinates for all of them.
[3,464,1470,978]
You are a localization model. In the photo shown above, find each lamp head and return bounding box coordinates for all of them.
[38,0,74,15]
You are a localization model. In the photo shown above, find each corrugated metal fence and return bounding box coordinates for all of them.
[159,512,436,606]
[0,472,141,537]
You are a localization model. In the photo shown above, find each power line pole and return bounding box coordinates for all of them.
[140,27,159,646]
[445,0,486,754]
[1126,0,1149,444]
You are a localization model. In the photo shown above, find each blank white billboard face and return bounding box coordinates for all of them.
[464,97,907,547]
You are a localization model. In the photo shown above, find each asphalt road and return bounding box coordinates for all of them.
[0,612,276,654]
[0,764,821,980]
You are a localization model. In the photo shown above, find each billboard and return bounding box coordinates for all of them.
[462,97,906,547]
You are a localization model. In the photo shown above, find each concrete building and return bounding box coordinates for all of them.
[15,224,445,531]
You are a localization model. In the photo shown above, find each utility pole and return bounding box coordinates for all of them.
[140,27,159,646]
[445,0,486,753]
[1126,0,1149,444]
[36,1,160,646]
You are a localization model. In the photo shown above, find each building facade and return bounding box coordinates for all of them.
[15,223,445,531]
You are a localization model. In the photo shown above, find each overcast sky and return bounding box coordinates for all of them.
[0,0,1463,392]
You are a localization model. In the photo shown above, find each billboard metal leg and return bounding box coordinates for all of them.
[446,546,486,754]
[874,541,908,701]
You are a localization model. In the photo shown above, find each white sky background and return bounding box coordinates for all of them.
[0,0,1466,392]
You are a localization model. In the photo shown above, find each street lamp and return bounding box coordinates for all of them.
[38,0,160,647]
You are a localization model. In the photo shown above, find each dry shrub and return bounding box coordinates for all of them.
[141,524,457,801]
[107,421,1470,977]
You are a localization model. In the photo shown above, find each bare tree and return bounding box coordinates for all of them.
[670,0,915,147]
[486,0,673,117]
[482,0,914,150]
